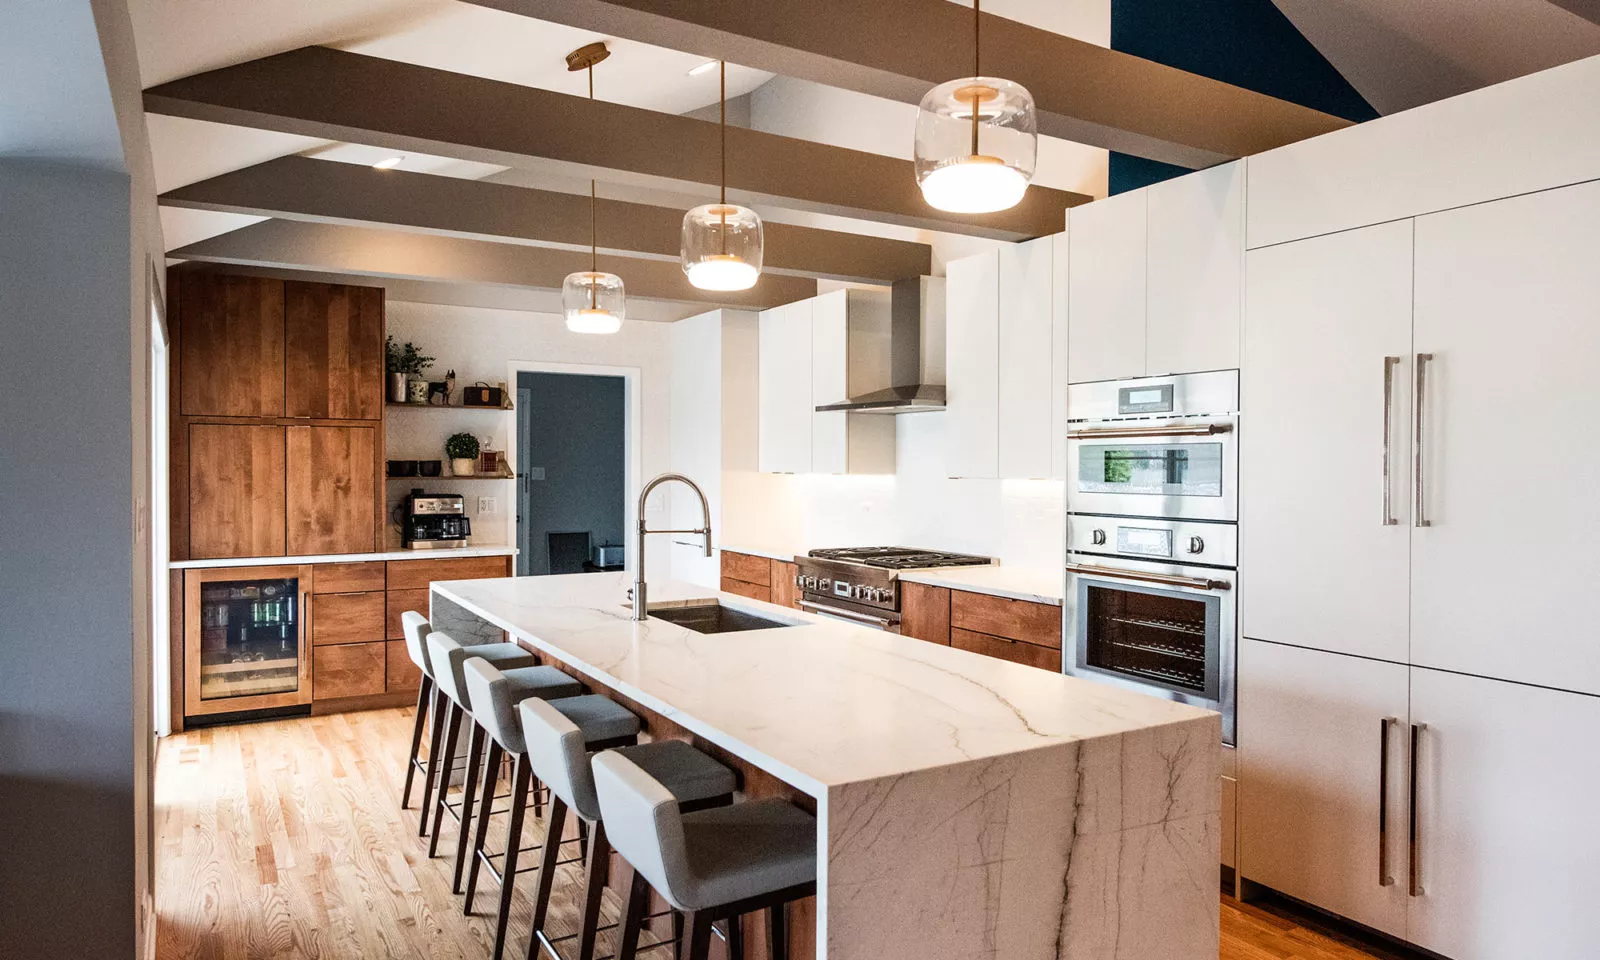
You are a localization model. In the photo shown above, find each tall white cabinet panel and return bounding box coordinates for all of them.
[757,300,812,474]
[1050,231,1070,480]
[1067,189,1146,383]
[945,250,1000,479]
[1241,220,1414,664]
[997,236,1055,479]
[810,290,849,474]
[1407,669,1600,960]
[1238,639,1410,939]
[1146,161,1244,377]
[1411,181,1600,696]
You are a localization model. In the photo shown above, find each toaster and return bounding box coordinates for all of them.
[593,544,625,568]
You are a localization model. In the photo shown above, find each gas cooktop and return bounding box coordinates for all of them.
[806,546,993,570]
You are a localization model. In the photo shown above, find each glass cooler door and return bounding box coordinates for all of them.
[185,565,312,717]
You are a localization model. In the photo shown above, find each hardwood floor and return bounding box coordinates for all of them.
[155,707,1400,960]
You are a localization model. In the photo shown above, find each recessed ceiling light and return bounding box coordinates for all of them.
[687,59,719,77]
[372,156,403,170]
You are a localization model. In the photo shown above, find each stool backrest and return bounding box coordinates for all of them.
[520,698,598,820]
[401,612,432,675]
[591,751,694,911]
[462,658,525,754]
[425,631,468,705]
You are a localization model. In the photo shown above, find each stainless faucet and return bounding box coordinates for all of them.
[632,472,712,620]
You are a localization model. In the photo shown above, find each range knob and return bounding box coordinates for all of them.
[802,576,817,589]
[1187,536,1205,554]
[819,578,831,591]
[853,584,867,600]
[1091,528,1108,546]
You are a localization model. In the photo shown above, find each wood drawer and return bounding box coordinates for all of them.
[387,588,430,640]
[720,551,772,587]
[901,582,951,644]
[386,555,510,591]
[311,591,385,645]
[771,560,799,609]
[386,640,422,693]
[721,577,773,604]
[312,560,386,594]
[951,628,1061,672]
[950,590,1062,648]
[313,641,386,699]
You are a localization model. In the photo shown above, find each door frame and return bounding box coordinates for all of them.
[506,360,641,574]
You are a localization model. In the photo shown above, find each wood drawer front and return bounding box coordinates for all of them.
[387,588,430,640]
[950,590,1062,648]
[901,581,951,644]
[386,640,422,693]
[721,577,773,604]
[771,560,799,609]
[313,641,386,700]
[951,628,1061,672]
[313,560,386,594]
[386,555,510,591]
[720,551,772,587]
[311,591,385,645]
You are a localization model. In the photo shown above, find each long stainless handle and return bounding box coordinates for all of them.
[1379,717,1397,886]
[1408,721,1427,897]
[1066,423,1232,440]
[1065,562,1231,592]
[1382,357,1401,526]
[1414,354,1434,528]
[796,600,898,628]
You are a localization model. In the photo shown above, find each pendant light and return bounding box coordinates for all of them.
[681,60,763,291]
[913,0,1037,213]
[561,42,626,334]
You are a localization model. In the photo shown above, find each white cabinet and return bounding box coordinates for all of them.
[1411,181,1600,696]
[1238,639,1410,938]
[757,299,812,474]
[1067,188,1146,383]
[945,249,999,479]
[1241,221,1414,664]
[1050,228,1070,480]
[1146,161,1244,376]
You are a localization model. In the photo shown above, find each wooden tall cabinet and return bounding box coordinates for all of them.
[178,273,285,417]
[285,282,384,420]
[188,423,287,560]
[286,425,379,556]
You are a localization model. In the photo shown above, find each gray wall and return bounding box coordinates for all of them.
[517,372,626,575]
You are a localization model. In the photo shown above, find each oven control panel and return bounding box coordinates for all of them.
[1067,516,1236,568]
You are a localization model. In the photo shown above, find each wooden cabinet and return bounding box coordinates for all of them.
[387,588,430,640]
[1068,189,1146,384]
[720,550,774,603]
[188,423,286,560]
[757,299,813,474]
[1145,161,1244,376]
[384,555,510,591]
[286,425,379,556]
[284,281,384,420]
[310,591,385,646]
[177,273,285,418]
[313,641,387,700]
[313,560,385,594]
[933,589,1062,671]
[771,560,799,609]
[386,640,422,692]
[951,628,1060,671]
[949,590,1061,648]
[182,563,314,719]
[900,581,950,644]
[721,578,772,603]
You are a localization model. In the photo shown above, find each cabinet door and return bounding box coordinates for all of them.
[1407,668,1600,959]
[1050,231,1070,480]
[1067,189,1146,383]
[1412,181,1600,695]
[945,250,999,478]
[901,582,950,644]
[670,310,724,587]
[810,290,849,474]
[188,423,285,559]
[286,425,378,556]
[178,273,284,417]
[1146,161,1243,376]
[1241,221,1413,663]
[758,301,812,474]
[284,281,384,420]
[997,237,1055,479]
[1237,639,1409,938]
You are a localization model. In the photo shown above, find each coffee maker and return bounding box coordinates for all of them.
[402,490,471,549]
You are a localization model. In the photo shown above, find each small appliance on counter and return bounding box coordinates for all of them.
[402,489,471,549]
[592,542,625,569]
[794,547,993,630]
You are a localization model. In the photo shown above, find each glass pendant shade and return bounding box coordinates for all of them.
[561,270,625,334]
[914,76,1037,213]
[682,203,764,291]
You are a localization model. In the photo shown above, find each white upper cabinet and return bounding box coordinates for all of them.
[1241,220,1414,664]
[757,299,812,474]
[1146,161,1244,376]
[1410,180,1600,696]
[1050,228,1070,480]
[1068,188,1146,383]
[945,249,1000,479]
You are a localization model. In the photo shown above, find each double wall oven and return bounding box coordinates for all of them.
[1063,371,1239,743]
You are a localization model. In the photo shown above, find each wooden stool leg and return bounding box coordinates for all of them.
[575,819,611,960]
[449,720,487,890]
[672,911,684,960]
[401,676,433,809]
[429,701,465,843]
[727,915,744,960]
[463,741,503,914]
[616,868,652,960]
[767,903,787,960]
[527,796,567,954]
[418,687,449,835]
[492,756,533,960]
[684,911,714,960]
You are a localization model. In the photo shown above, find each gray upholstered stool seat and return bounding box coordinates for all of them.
[544,693,644,746]
[502,666,584,707]
[617,740,738,809]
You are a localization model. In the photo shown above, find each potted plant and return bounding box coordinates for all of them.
[446,432,481,477]
[385,336,435,403]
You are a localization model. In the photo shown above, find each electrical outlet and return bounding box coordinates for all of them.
[477,496,497,515]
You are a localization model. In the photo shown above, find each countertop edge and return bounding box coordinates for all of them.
[171,545,518,569]
[898,569,1065,606]
[718,544,801,564]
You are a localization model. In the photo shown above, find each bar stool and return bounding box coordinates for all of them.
[462,662,628,960]
[398,611,436,811]
[520,697,738,960]
[593,752,817,960]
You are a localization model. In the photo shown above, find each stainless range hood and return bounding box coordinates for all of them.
[816,277,946,414]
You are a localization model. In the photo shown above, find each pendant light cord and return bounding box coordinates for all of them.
[719,59,729,255]
[589,63,598,303]
[971,0,981,156]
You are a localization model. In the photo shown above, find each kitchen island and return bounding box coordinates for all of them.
[431,572,1219,960]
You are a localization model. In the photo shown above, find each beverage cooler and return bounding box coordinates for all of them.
[183,564,314,719]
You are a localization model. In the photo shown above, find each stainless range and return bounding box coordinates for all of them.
[794,547,993,630]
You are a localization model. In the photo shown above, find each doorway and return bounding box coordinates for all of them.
[514,370,628,576]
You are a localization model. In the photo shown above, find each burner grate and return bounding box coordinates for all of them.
[807,546,992,570]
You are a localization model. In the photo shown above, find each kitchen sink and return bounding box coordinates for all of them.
[649,602,795,634]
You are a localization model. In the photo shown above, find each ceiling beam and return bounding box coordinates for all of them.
[1549,0,1600,26]
[143,47,1085,240]
[159,156,932,284]
[168,218,819,311]
[463,0,1351,168]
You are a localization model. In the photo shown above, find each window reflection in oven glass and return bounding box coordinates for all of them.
[1078,442,1223,497]
[1084,584,1208,693]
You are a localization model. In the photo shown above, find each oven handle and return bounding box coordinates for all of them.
[1066,423,1232,440]
[797,599,899,628]
[1066,562,1232,592]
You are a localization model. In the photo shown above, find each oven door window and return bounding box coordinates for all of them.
[1077,442,1224,497]
[1076,580,1220,699]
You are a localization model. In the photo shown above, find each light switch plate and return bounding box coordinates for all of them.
[477,496,497,515]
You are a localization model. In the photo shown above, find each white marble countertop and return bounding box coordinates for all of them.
[171,543,517,570]
[430,572,1209,797]
[899,565,1065,605]
[718,543,802,563]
